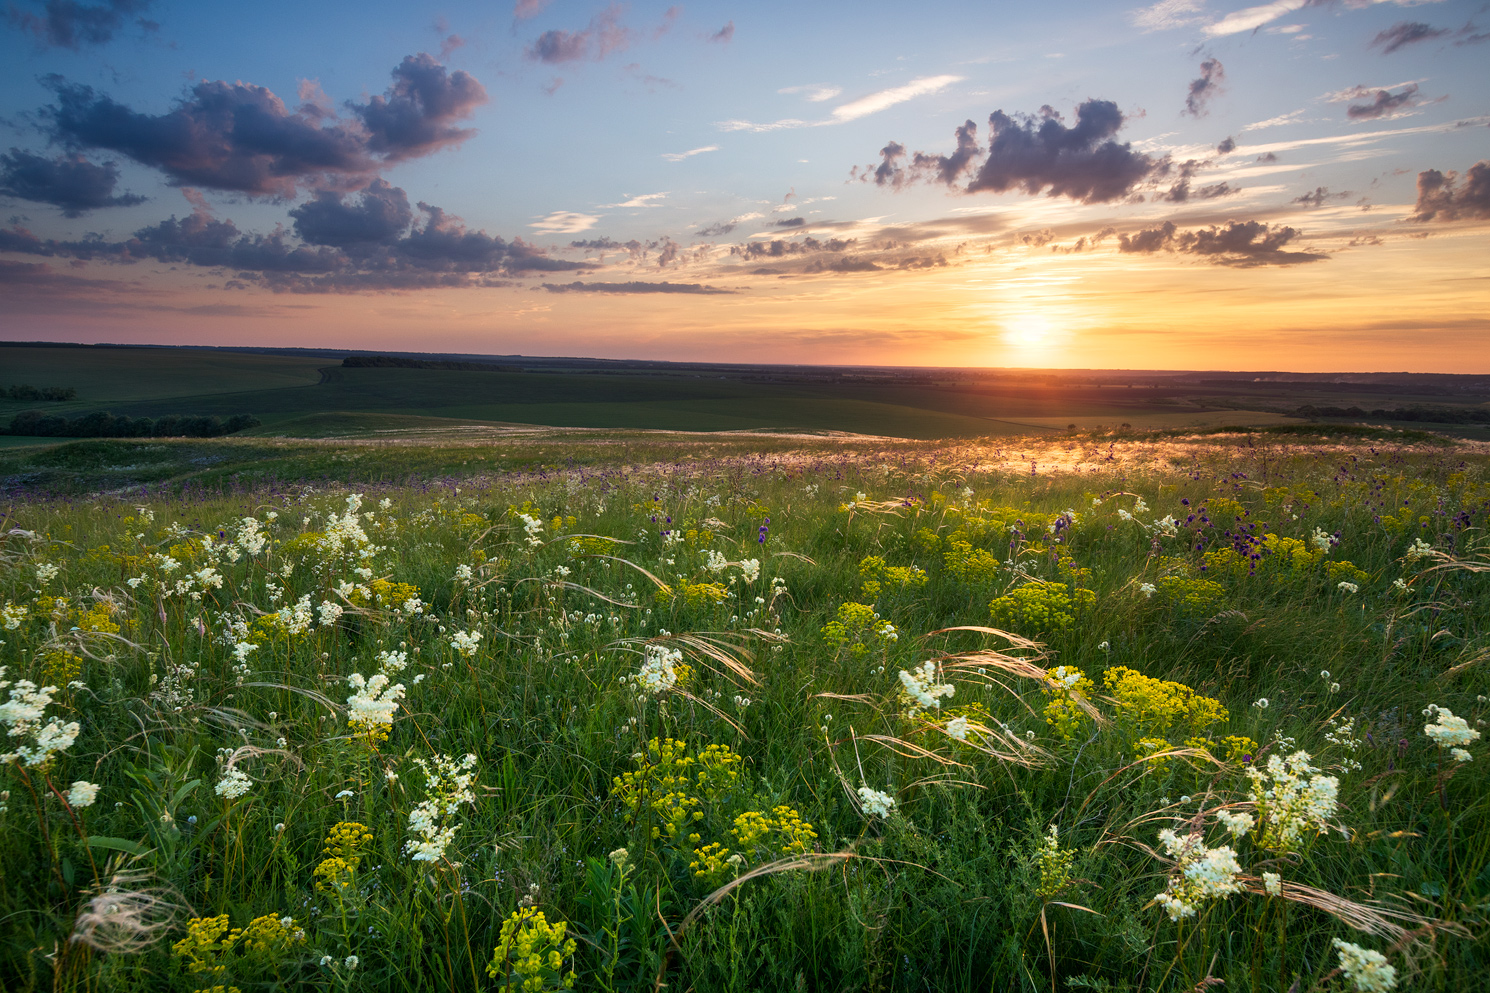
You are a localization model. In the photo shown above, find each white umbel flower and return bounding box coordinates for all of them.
[215,768,252,799]
[857,786,895,819]
[1332,939,1397,992]
[67,780,100,808]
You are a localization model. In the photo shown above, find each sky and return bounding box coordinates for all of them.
[0,0,1487,372]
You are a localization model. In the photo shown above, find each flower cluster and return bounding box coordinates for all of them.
[1423,705,1480,749]
[346,672,406,747]
[1332,939,1398,992]
[857,785,895,819]
[898,661,955,712]
[0,670,80,768]
[1247,750,1339,851]
[1152,829,1244,921]
[404,752,478,862]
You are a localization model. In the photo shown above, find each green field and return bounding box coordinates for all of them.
[13,344,1472,443]
[0,429,1486,992]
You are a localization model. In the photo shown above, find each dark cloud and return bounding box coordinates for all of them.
[1346,84,1419,120]
[349,54,487,161]
[804,256,881,273]
[773,216,806,228]
[733,236,855,261]
[872,100,1160,204]
[290,180,413,246]
[1370,22,1449,54]
[526,4,631,63]
[7,0,151,49]
[1256,152,1278,163]
[0,148,146,216]
[1409,161,1490,221]
[540,280,735,294]
[709,21,734,43]
[654,235,679,267]
[1216,136,1236,155]
[1117,219,1326,265]
[1020,229,1054,247]
[40,53,483,196]
[1291,186,1349,207]
[0,191,591,291]
[1159,158,1236,203]
[695,221,736,237]
[1184,59,1225,117]
[569,236,644,256]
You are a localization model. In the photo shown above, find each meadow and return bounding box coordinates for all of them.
[1,427,1488,992]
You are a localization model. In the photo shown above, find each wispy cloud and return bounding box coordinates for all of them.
[1203,0,1311,38]
[830,75,963,123]
[718,75,962,133]
[1242,109,1306,131]
[778,84,843,103]
[531,211,600,233]
[661,145,719,162]
[599,192,667,208]
[1130,0,1207,32]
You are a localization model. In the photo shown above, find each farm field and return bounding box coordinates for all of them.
[4,345,1487,442]
[1,427,1487,991]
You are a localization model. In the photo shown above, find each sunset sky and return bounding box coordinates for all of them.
[1,0,1487,371]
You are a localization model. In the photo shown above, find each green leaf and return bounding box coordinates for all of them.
[87,836,149,856]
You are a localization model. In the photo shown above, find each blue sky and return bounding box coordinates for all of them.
[1,0,1487,370]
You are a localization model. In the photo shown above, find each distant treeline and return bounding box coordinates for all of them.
[1291,404,1490,424]
[5,384,77,401]
[342,355,520,372]
[2,410,260,438]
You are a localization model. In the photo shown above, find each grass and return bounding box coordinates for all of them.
[0,430,1487,991]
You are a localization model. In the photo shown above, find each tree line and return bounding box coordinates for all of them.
[1290,404,1490,424]
[2,410,260,438]
[4,384,77,401]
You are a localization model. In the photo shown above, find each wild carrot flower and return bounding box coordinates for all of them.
[215,768,252,799]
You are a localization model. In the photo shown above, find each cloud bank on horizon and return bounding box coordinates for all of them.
[0,0,1486,371]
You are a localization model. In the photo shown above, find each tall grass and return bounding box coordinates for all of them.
[0,433,1486,991]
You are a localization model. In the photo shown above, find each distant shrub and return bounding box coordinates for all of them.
[2,410,259,438]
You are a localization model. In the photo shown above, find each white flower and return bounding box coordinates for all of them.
[1332,939,1397,992]
[1253,698,1269,710]
[67,780,100,808]
[1214,809,1255,838]
[898,661,955,711]
[1152,829,1244,922]
[737,558,761,583]
[1139,583,1157,598]
[703,549,729,573]
[318,600,344,627]
[946,716,970,741]
[320,955,334,966]
[1337,581,1359,594]
[1404,538,1434,562]
[1247,750,1339,850]
[1262,871,1282,897]
[335,789,355,800]
[449,630,482,658]
[404,753,478,862]
[1452,748,1472,763]
[215,768,252,799]
[35,562,60,583]
[1424,708,1480,748]
[345,955,359,969]
[1311,527,1334,553]
[855,492,867,503]
[635,645,683,694]
[1097,640,1110,652]
[454,563,473,582]
[346,673,406,731]
[857,785,895,819]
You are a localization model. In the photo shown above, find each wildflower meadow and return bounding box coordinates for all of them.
[1,430,1487,992]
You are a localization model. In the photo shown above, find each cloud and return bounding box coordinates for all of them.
[718,75,961,133]
[7,0,152,49]
[1346,84,1420,120]
[709,21,734,43]
[0,192,591,292]
[773,216,807,228]
[1204,0,1310,38]
[289,179,413,246]
[540,280,735,294]
[1131,0,1207,32]
[40,53,485,196]
[779,84,842,103]
[873,99,1160,203]
[526,4,632,63]
[1256,151,1279,162]
[599,192,667,208]
[1290,186,1348,207]
[661,145,719,162]
[1370,21,1449,54]
[1185,59,1225,117]
[1116,218,1327,265]
[831,75,962,124]
[1242,109,1305,131]
[733,236,856,261]
[695,221,735,236]
[1217,136,1236,154]
[1409,161,1490,221]
[351,54,488,161]
[0,148,146,216]
[530,211,600,234]
[513,0,550,20]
